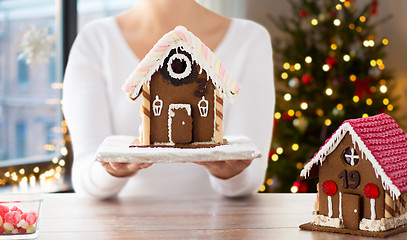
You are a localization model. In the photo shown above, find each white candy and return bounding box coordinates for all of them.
[17,219,29,229]
[3,222,15,231]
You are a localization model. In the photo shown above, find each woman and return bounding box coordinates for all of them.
[63,0,275,199]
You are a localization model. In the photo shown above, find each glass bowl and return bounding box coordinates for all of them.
[0,194,42,239]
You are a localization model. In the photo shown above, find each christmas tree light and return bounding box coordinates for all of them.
[265,0,396,193]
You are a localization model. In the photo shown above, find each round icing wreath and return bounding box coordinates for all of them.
[167,53,192,79]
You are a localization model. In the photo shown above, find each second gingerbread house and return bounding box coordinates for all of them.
[300,113,407,234]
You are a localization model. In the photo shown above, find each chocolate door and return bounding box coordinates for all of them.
[342,193,361,230]
[169,104,192,144]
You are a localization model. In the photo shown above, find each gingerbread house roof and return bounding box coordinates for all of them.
[122,26,240,101]
[301,113,407,200]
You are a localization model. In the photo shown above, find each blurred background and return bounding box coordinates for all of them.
[0,0,405,194]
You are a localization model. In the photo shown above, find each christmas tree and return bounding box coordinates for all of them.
[264,0,396,193]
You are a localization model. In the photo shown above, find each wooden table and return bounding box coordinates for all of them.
[38,193,407,239]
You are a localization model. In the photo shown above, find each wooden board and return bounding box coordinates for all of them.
[300,222,407,238]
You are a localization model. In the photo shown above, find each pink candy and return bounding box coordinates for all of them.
[22,212,37,225]
[4,211,21,226]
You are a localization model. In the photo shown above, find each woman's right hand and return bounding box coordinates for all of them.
[100,162,153,178]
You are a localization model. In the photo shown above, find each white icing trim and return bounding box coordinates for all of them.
[312,215,342,228]
[328,196,333,218]
[359,212,407,232]
[370,198,376,220]
[300,122,402,200]
[198,96,209,117]
[168,104,191,144]
[339,192,343,221]
[152,95,163,116]
[167,53,192,79]
[125,38,237,102]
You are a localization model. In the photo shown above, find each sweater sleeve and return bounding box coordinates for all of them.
[63,22,129,199]
[209,22,275,197]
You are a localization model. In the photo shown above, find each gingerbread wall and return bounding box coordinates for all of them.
[149,61,216,144]
[319,133,385,220]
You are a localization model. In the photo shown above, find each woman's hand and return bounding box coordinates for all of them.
[196,159,253,180]
[101,162,153,178]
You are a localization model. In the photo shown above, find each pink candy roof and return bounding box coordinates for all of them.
[301,113,407,199]
[122,26,240,101]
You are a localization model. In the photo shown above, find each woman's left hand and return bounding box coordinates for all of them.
[196,159,253,179]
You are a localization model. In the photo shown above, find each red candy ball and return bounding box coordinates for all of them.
[364,183,379,199]
[322,180,337,196]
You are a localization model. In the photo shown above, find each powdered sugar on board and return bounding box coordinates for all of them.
[95,135,262,163]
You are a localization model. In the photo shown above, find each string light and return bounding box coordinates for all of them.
[322,64,330,71]
[359,16,366,22]
[274,112,282,119]
[266,178,273,186]
[259,185,266,192]
[325,119,332,126]
[336,4,342,10]
[380,85,388,93]
[291,185,299,193]
[300,102,308,110]
[33,167,40,173]
[284,93,292,101]
[271,154,279,161]
[283,62,290,69]
[281,72,288,79]
[366,98,373,105]
[383,98,390,105]
[305,56,312,63]
[337,104,343,110]
[343,54,350,62]
[356,26,362,32]
[288,109,295,116]
[295,111,302,117]
[382,38,389,45]
[292,143,299,151]
[387,104,394,111]
[296,162,303,169]
[316,109,324,117]
[370,60,377,67]
[311,19,319,26]
[362,113,369,118]
[353,96,360,102]
[325,88,333,96]
[349,23,355,30]
[350,75,357,81]
[331,44,337,50]
[333,19,341,26]
[276,147,284,155]
[294,63,301,70]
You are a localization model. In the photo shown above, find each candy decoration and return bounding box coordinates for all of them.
[322,180,337,196]
[364,183,379,199]
[364,183,379,220]
[322,180,337,218]
[4,211,21,226]
[214,91,224,143]
[0,205,9,219]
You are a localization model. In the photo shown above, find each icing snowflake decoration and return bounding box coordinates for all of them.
[18,25,55,66]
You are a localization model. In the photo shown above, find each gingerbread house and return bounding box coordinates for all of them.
[122,26,239,146]
[300,113,407,234]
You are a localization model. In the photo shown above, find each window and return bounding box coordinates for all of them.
[0,0,65,193]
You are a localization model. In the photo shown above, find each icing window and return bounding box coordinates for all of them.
[343,147,359,166]
[167,53,192,79]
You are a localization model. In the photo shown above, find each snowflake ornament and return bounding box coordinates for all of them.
[18,24,55,66]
